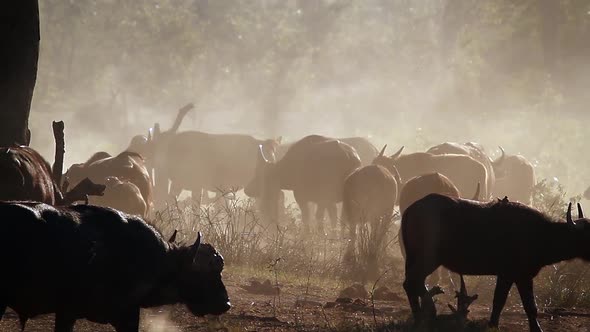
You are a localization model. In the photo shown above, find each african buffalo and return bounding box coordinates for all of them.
[246,135,361,227]
[65,151,152,213]
[0,202,230,331]
[276,136,377,166]
[427,142,500,199]
[153,131,281,206]
[402,195,589,332]
[374,147,486,201]
[0,146,60,204]
[89,176,147,217]
[493,150,536,205]
[342,164,398,240]
[399,173,478,287]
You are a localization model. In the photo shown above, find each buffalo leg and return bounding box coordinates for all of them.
[294,194,311,230]
[314,204,326,222]
[111,307,140,332]
[54,313,76,332]
[489,276,513,328]
[516,278,542,332]
[403,257,431,320]
[326,203,338,227]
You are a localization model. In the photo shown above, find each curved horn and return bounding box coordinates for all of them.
[578,203,584,219]
[168,229,178,243]
[492,146,505,168]
[193,231,202,248]
[567,202,574,225]
[378,144,387,157]
[258,144,269,164]
[472,182,481,201]
[390,146,404,159]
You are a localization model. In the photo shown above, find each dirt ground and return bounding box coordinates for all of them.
[2,269,590,332]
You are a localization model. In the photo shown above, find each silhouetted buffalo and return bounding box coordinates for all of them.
[402,195,589,332]
[246,135,361,227]
[0,202,230,331]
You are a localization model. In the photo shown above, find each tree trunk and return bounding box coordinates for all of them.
[0,1,40,146]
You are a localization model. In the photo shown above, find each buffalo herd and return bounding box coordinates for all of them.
[1,106,585,332]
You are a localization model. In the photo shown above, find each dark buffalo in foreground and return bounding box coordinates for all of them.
[65,151,152,213]
[402,195,590,332]
[493,151,536,205]
[342,164,398,240]
[0,202,230,331]
[427,142,501,200]
[374,147,486,201]
[246,135,361,227]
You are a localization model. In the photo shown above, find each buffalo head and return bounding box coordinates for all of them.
[152,232,230,316]
[565,203,590,261]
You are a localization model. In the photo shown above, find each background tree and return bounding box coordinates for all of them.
[0,1,40,146]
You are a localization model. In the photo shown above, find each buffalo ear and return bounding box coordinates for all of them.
[168,229,178,243]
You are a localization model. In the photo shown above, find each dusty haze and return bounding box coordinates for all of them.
[29,1,590,195]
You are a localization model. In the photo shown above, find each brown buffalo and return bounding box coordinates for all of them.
[245,135,361,227]
[493,150,535,205]
[153,131,281,206]
[65,151,152,212]
[276,136,377,166]
[89,176,148,217]
[402,195,589,332]
[342,164,398,240]
[399,173,461,216]
[374,147,486,201]
[427,142,500,199]
[0,146,60,204]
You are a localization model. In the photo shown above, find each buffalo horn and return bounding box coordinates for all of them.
[390,146,404,159]
[472,182,480,201]
[578,203,584,219]
[378,144,387,157]
[258,145,269,164]
[168,229,178,243]
[492,146,505,167]
[567,202,574,225]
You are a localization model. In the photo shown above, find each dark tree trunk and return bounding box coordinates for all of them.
[0,1,40,146]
